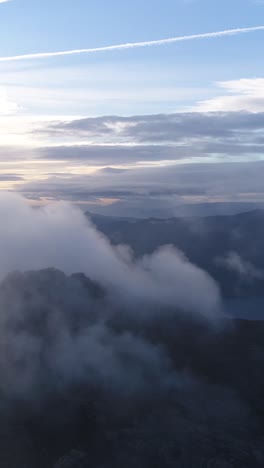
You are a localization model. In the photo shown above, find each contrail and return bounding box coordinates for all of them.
[0,26,264,62]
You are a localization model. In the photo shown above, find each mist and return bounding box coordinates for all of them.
[0,192,220,316]
[0,192,223,402]
[0,194,261,467]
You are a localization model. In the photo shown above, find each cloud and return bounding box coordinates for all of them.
[193,79,264,112]
[0,205,250,468]
[0,26,263,62]
[40,111,264,154]
[17,160,264,216]
[38,144,198,165]
[24,111,264,186]
[0,0,12,3]
[216,252,264,280]
[0,263,178,399]
[0,173,24,181]
[0,201,257,468]
[2,111,264,215]
[0,192,220,317]
[0,87,19,114]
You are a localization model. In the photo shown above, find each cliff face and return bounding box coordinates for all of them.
[0,269,263,467]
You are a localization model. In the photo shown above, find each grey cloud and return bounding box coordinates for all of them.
[0,192,222,404]
[216,252,264,280]
[0,146,33,161]
[0,268,175,400]
[37,140,264,166]
[18,160,264,199]
[38,144,197,165]
[1,112,264,172]
[0,174,24,181]
[33,111,264,165]
[15,160,264,217]
[44,112,264,142]
[0,196,258,468]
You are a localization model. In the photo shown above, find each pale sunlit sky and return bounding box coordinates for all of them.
[0,0,264,216]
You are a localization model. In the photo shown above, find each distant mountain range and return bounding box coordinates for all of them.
[84,201,264,219]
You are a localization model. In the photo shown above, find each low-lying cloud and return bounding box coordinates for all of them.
[0,192,221,407]
[0,192,220,316]
[217,251,264,280]
[0,194,260,468]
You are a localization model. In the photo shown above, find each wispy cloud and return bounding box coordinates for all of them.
[193,78,264,112]
[0,87,19,114]
[0,0,12,3]
[0,26,263,62]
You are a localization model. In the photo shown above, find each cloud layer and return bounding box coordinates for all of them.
[1,110,264,215]
[43,110,264,146]
[17,160,264,217]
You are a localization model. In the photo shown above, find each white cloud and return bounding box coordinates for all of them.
[0,0,12,3]
[0,192,221,317]
[0,61,211,121]
[0,87,19,114]
[193,78,264,112]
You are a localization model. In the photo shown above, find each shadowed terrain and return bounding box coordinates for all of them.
[0,269,263,467]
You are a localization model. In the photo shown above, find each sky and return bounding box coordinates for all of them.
[0,0,264,215]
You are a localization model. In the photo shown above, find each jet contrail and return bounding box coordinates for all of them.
[0,26,264,62]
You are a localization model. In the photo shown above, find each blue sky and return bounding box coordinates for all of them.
[1,0,263,54]
[0,0,264,214]
[0,0,264,118]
